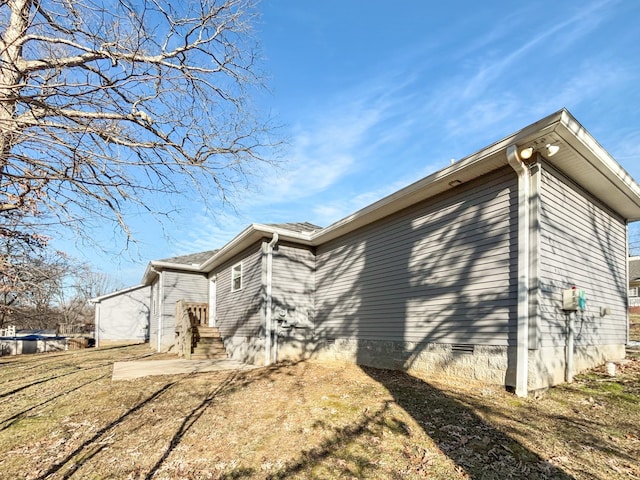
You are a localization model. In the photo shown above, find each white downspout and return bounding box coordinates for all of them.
[208,274,217,328]
[157,271,163,352]
[264,233,279,366]
[507,145,530,398]
[94,302,101,348]
[625,222,630,345]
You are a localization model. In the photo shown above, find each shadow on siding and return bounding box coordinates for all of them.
[313,169,577,478]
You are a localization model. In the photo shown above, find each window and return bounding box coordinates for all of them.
[231,263,243,291]
[630,287,639,297]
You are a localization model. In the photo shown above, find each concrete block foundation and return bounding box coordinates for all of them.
[312,338,510,386]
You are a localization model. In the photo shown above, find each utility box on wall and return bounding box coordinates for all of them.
[563,287,586,311]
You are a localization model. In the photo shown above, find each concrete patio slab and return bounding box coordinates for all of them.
[112,358,256,380]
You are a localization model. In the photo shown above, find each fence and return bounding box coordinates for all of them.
[67,337,89,350]
[58,323,92,336]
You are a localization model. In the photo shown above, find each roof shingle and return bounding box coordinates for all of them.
[159,250,218,265]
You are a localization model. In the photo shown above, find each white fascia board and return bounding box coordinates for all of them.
[149,261,202,272]
[313,109,640,243]
[91,283,148,303]
[141,264,157,285]
[141,260,203,285]
[200,224,313,274]
[312,110,566,245]
[137,109,640,283]
[552,111,640,221]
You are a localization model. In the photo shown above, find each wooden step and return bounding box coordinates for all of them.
[195,326,222,338]
[196,337,222,345]
[189,325,228,360]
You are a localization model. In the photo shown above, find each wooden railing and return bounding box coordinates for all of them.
[175,301,209,359]
[58,324,91,336]
[185,302,209,326]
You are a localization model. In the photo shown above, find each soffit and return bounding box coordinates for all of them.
[141,110,640,284]
[316,110,640,245]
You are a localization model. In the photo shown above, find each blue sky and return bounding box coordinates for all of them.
[54,0,640,287]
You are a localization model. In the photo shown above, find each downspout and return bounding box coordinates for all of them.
[625,222,630,345]
[264,233,279,366]
[507,145,531,398]
[94,302,100,348]
[157,270,163,353]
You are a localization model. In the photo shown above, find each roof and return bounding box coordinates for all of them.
[159,250,219,265]
[141,226,318,285]
[141,109,640,285]
[91,284,149,303]
[265,222,321,233]
[314,109,640,244]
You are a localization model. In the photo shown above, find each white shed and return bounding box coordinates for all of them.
[92,284,151,347]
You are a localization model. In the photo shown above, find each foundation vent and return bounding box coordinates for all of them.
[451,344,474,354]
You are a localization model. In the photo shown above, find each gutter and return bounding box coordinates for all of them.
[140,110,640,288]
[264,233,279,366]
[199,224,312,275]
[142,262,200,285]
[507,144,531,398]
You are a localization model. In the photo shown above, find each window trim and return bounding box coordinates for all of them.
[231,262,243,292]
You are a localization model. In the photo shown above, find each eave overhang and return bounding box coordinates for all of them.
[140,109,640,283]
[141,261,202,286]
[198,223,314,274]
[90,283,148,303]
[315,109,640,245]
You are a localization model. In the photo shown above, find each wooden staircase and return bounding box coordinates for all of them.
[190,326,227,360]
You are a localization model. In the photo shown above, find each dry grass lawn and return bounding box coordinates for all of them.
[0,344,639,479]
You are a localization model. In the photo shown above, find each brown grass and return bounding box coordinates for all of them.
[0,344,639,479]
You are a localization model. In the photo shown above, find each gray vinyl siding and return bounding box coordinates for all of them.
[160,270,208,349]
[537,163,627,347]
[315,166,518,346]
[272,243,316,328]
[215,243,264,337]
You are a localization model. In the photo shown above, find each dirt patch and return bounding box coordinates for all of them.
[0,345,639,479]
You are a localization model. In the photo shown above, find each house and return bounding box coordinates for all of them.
[107,109,640,396]
[92,284,151,347]
[629,257,640,314]
[142,250,218,352]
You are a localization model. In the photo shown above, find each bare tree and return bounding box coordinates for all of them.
[1,221,121,330]
[56,264,122,327]
[0,230,69,329]
[0,0,274,244]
